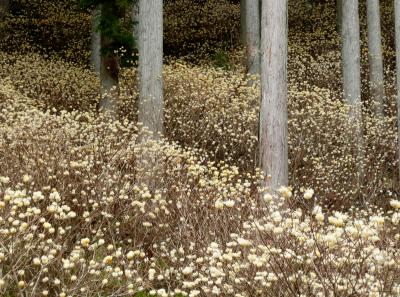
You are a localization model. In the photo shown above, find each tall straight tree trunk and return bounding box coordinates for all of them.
[90,5,101,73]
[341,0,364,186]
[0,0,9,19]
[336,0,342,32]
[240,0,246,44]
[366,0,385,116]
[245,0,260,76]
[395,0,400,178]
[341,0,361,107]
[99,4,119,114]
[138,0,163,138]
[132,0,139,42]
[137,0,163,192]
[259,0,288,190]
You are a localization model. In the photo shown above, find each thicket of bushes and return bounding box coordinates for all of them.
[1,0,400,296]
[0,0,240,64]
[1,79,400,295]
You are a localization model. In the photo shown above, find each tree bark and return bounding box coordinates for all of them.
[99,4,119,114]
[336,0,342,33]
[136,0,164,192]
[341,0,362,107]
[366,0,385,116]
[132,0,139,43]
[240,0,246,44]
[259,0,288,190]
[395,0,400,179]
[90,5,101,73]
[138,0,164,139]
[0,0,10,19]
[341,0,364,186]
[245,0,260,76]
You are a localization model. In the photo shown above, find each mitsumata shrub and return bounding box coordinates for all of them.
[1,0,400,296]
[0,91,399,295]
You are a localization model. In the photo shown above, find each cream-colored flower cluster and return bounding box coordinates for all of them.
[1,1,400,296]
[0,86,399,296]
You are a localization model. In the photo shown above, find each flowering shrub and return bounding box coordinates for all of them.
[1,0,400,296]
[164,0,240,59]
[0,0,91,64]
[1,48,399,209]
[1,71,400,295]
[0,0,240,64]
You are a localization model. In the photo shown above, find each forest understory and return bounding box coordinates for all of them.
[0,0,400,296]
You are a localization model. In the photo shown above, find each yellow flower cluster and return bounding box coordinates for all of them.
[0,0,400,296]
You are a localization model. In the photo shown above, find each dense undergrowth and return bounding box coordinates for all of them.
[1,0,400,296]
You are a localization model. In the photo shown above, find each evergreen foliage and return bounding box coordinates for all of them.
[80,0,137,66]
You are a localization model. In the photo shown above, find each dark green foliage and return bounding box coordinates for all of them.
[134,292,152,297]
[79,0,134,10]
[212,49,231,70]
[80,0,137,66]
[134,292,186,297]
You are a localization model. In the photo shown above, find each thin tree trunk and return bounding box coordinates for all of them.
[0,0,10,19]
[132,0,139,43]
[259,0,288,190]
[99,4,119,114]
[394,0,400,179]
[245,0,260,76]
[336,0,342,33]
[367,0,385,116]
[240,0,246,44]
[341,0,364,186]
[90,5,101,73]
[138,0,163,138]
